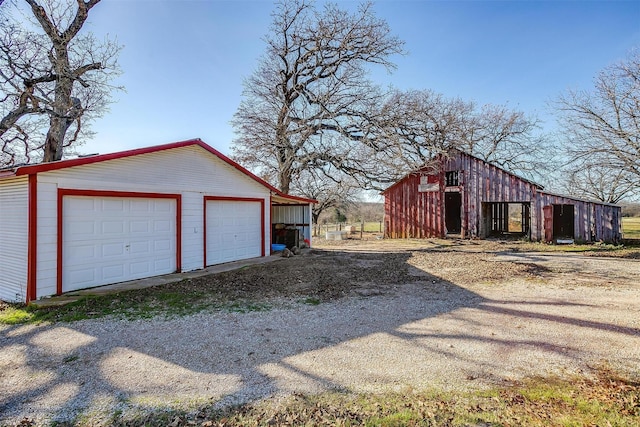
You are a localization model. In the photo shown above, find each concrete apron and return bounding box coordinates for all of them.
[32,255,285,307]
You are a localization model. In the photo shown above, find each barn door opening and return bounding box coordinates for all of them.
[553,204,575,240]
[484,202,530,237]
[445,192,462,234]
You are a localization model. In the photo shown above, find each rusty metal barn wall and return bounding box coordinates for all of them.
[536,193,622,243]
[383,172,445,238]
[444,152,538,238]
[384,150,620,243]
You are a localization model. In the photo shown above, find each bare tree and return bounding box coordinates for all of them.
[461,103,554,181]
[0,0,121,166]
[290,167,361,227]
[334,88,553,189]
[232,0,404,193]
[555,49,640,201]
[566,161,637,204]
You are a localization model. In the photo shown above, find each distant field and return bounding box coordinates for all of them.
[317,218,640,240]
[622,217,640,239]
[316,222,384,234]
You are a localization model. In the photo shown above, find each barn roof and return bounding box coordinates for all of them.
[0,138,316,204]
[537,190,620,208]
[382,149,544,194]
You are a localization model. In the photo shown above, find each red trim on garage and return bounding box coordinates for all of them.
[203,196,265,267]
[56,189,182,296]
[9,139,316,204]
[26,174,37,302]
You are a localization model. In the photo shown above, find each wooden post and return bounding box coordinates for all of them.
[360,220,364,239]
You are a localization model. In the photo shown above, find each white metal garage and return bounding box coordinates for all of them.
[62,194,178,292]
[0,139,315,303]
[205,198,263,266]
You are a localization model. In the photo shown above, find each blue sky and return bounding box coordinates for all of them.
[83,0,640,157]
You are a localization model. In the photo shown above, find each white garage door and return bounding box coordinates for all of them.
[206,200,262,266]
[62,196,177,292]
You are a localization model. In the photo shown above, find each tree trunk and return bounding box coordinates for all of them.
[42,44,75,162]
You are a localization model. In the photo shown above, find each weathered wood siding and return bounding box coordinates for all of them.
[384,150,622,243]
[443,152,539,238]
[384,171,445,238]
[384,151,538,238]
[533,192,621,243]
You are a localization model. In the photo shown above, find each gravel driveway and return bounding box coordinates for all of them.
[1,240,639,425]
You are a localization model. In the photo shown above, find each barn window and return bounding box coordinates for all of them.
[445,171,459,187]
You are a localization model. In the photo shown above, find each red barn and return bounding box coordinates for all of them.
[383,150,621,243]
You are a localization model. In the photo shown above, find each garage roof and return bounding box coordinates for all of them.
[0,138,316,204]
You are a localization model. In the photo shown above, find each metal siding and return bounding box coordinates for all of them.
[272,205,307,224]
[385,149,619,243]
[32,145,272,299]
[535,193,621,243]
[181,191,204,272]
[272,204,311,242]
[36,181,59,298]
[0,177,29,302]
[41,146,268,197]
[384,172,445,238]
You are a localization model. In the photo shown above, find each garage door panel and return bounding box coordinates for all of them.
[67,221,95,238]
[154,257,173,270]
[153,239,172,251]
[66,244,95,260]
[130,220,150,233]
[206,200,262,266]
[154,201,172,212]
[130,261,151,275]
[102,242,125,257]
[103,199,125,212]
[130,199,150,211]
[68,268,95,286]
[103,264,125,280]
[129,240,151,255]
[63,196,177,293]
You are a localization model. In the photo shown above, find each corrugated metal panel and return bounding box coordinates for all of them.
[272,204,312,242]
[0,177,28,302]
[36,181,60,299]
[384,150,621,243]
[384,172,445,238]
[534,192,621,243]
[272,205,309,224]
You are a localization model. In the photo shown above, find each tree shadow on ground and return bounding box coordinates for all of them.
[1,248,638,426]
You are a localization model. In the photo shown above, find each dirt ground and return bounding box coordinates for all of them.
[166,236,640,304]
[1,237,640,425]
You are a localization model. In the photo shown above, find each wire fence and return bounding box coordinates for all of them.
[313,221,384,238]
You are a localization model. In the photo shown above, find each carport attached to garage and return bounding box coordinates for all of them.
[0,139,315,303]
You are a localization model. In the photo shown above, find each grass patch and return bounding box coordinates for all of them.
[623,217,640,239]
[58,368,638,426]
[0,285,273,325]
[500,239,640,258]
[0,305,35,324]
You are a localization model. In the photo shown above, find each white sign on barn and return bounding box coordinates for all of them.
[418,175,439,192]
